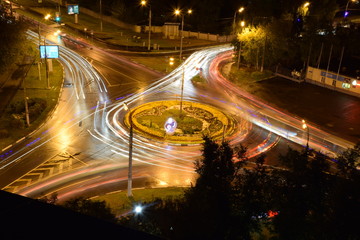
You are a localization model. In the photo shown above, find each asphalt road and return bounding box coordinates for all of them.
[0,29,352,201]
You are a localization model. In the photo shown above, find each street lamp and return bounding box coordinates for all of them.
[140,0,152,51]
[302,119,310,148]
[174,8,192,61]
[44,14,51,20]
[345,0,357,18]
[123,102,133,197]
[167,57,174,72]
[233,7,244,33]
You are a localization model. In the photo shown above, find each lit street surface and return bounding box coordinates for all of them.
[0,33,355,202]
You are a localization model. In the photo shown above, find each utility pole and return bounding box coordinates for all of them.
[23,56,37,127]
[148,6,151,51]
[336,46,345,81]
[179,14,184,61]
[44,38,50,89]
[237,41,241,68]
[180,67,185,114]
[317,42,324,68]
[127,119,133,197]
[100,0,103,32]
[306,42,312,69]
[23,81,30,127]
[123,103,133,197]
[260,35,266,72]
[325,44,333,84]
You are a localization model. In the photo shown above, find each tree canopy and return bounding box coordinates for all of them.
[120,138,360,239]
[0,4,27,74]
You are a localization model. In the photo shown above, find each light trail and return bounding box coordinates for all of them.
[4,36,350,201]
[208,50,355,157]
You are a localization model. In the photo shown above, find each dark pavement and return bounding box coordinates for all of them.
[252,77,360,144]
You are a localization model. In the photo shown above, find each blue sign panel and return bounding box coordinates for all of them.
[67,5,79,15]
[321,71,344,82]
[39,45,59,59]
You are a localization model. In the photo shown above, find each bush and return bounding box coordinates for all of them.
[250,70,273,81]
[10,114,25,129]
[10,101,25,114]
[9,98,47,124]
[0,129,9,138]
[29,103,44,122]
[28,98,47,111]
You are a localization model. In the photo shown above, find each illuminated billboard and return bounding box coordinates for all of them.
[39,45,59,59]
[67,5,79,15]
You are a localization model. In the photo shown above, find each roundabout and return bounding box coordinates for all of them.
[123,100,247,145]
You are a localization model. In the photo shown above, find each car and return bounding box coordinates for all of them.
[64,82,72,87]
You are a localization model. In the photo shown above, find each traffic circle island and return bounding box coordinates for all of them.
[123,100,243,145]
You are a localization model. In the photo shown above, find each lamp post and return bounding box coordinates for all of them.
[42,30,61,89]
[123,102,133,197]
[237,21,245,68]
[180,67,185,114]
[302,119,310,149]
[43,14,52,89]
[141,0,152,51]
[174,8,192,62]
[99,0,103,31]
[233,7,244,33]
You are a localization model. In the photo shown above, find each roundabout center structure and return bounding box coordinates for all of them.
[123,100,249,145]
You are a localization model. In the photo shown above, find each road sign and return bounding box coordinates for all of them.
[39,45,59,59]
[67,4,79,15]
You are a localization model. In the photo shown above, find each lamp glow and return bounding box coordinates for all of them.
[134,205,143,214]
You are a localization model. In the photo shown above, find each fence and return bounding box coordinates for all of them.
[306,66,360,98]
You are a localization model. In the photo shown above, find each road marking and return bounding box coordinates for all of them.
[2,151,88,193]
[91,59,142,84]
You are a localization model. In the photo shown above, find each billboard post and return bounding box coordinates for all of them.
[67,4,79,24]
[39,45,59,88]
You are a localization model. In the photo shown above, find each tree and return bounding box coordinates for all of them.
[0,4,27,74]
[118,141,360,239]
[230,154,279,239]
[237,26,266,69]
[327,144,360,239]
[179,136,236,239]
[273,145,360,239]
[120,137,238,239]
[273,148,321,239]
[62,197,118,224]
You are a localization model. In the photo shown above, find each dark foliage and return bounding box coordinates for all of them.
[120,138,360,239]
[62,197,118,224]
[9,98,47,125]
[0,4,27,74]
